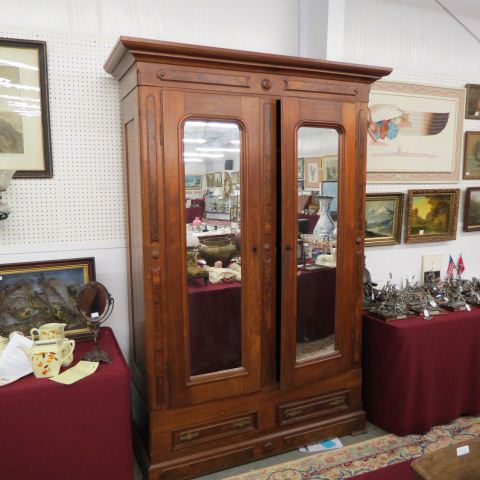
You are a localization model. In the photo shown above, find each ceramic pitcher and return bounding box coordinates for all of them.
[30,323,67,341]
[20,339,75,378]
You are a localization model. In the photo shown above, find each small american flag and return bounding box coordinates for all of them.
[457,254,465,275]
[447,255,456,276]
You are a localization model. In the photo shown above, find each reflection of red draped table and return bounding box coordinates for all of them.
[296,267,335,342]
[0,328,133,480]
[188,268,336,375]
[362,310,480,436]
[186,205,204,223]
[298,213,319,234]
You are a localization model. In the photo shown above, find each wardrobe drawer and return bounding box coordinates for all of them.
[172,412,258,450]
[277,390,349,426]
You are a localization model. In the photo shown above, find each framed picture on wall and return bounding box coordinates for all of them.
[367,82,465,183]
[214,171,222,187]
[0,258,95,339]
[321,155,338,181]
[185,174,202,189]
[465,84,480,120]
[462,131,480,179]
[405,189,459,244]
[297,158,304,180]
[0,38,52,178]
[304,157,321,188]
[205,173,215,188]
[365,193,404,246]
[463,187,480,232]
[230,171,239,185]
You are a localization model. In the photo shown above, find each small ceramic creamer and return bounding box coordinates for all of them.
[30,322,67,341]
[21,339,75,379]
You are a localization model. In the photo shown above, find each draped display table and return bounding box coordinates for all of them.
[0,327,133,480]
[188,267,335,375]
[362,310,480,436]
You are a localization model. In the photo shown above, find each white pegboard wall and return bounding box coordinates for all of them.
[0,27,124,248]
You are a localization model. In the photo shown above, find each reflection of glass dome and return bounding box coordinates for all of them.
[0,170,15,191]
[313,195,334,237]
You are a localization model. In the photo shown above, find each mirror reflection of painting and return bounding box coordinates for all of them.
[466,84,480,119]
[296,127,339,363]
[183,120,242,377]
[0,66,24,154]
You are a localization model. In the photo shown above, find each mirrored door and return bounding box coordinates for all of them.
[162,90,263,406]
[281,97,359,388]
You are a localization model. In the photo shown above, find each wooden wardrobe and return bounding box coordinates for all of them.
[105,38,390,480]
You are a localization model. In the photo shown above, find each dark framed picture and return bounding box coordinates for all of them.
[0,38,52,178]
[463,131,480,179]
[465,84,480,120]
[0,258,95,339]
[297,158,304,180]
[463,187,480,232]
[365,193,404,246]
[214,171,222,187]
[405,189,459,243]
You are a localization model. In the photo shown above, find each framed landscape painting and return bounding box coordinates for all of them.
[463,187,480,232]
[405,189,459,243]
[0,38,52,178]
[367,82,464,183]
[321,155,338,181]
[463,131,480,179]
[185,174,202,189]
[365,193,404,246]
[0,258,95,339]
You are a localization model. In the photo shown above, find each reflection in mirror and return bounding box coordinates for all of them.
[296,127,339,362]
[183,120,242,377]
[76,281,114,364]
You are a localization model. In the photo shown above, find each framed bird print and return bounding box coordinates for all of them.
[367,82,465,183]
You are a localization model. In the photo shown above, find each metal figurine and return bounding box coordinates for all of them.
[440,274,468,311]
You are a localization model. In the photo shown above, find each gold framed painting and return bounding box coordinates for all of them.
[405,189,459,244]
[367,82,465,183]
[462,131,480,179]
[0,38,52,178]
[365,193,404,246]
[463,187,480,232]
[0,258,95,339]
[321,155,338,181]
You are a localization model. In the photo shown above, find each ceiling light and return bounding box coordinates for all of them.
[185,121,238,129]
[230,140,240,144]
[184,158,204,162]
[184,152,224,158]
[183,138,206,144]
[196,147,240,153]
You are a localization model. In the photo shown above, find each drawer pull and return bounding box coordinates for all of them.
[232,418,251,429]
[179,431,200,442]
[285,408,302,419]
[329,398,345,408]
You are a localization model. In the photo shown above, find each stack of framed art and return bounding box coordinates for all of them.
[365,81,480,247]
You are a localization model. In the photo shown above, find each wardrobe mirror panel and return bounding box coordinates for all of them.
[296,126,339,362]
[183,120,242,377]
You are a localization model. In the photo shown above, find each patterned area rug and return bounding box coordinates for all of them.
[225,416,480,480]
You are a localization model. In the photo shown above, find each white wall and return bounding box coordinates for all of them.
[0,1,300,360]
[339,0,480,285]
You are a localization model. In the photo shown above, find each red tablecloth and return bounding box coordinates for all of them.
[186,205,204,223]
[298,213,319,234]
[362,310,480,436]
[351,460,414,480]
[0,327,133,480]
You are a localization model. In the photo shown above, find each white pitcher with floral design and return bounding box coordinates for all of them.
[20,339,75,379]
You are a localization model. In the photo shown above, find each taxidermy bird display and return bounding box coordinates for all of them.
[368,104,449,143]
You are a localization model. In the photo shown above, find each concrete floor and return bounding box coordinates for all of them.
[133,422,386,480]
